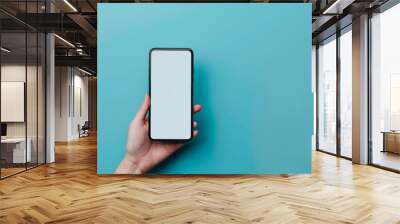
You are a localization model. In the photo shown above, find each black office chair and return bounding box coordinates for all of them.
[79,121,90,138]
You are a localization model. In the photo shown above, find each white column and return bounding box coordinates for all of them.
[46,32,55,163]
[45,0,56,163]
[352,14,369,164]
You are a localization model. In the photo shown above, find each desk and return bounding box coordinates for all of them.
[382,131,400,154]
[1,138,31,163]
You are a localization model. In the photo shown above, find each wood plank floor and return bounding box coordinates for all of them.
[1,134,400,224]
[0,167,26,178]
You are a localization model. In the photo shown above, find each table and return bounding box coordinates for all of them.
[1,138,31,163]
[381,131,400,154]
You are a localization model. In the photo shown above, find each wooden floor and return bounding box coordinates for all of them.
[0,167,26,178]
[1,163,45,178]
[1,135,400,224]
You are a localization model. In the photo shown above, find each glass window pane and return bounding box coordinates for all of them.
[25,0,38,169]
[340,28,352,158]
[312,46,317,150]
[0,1,46,179]
[38,33,46,165]
[1,31,27,177]
[27,31,38,169]
[318,36,337,154]
[371,3,400,171]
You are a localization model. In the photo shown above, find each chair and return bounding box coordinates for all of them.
[79,121,90,138]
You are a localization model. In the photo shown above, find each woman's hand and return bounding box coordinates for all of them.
[115,95,202,174]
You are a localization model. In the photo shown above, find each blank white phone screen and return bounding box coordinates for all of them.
[150,49,192,140]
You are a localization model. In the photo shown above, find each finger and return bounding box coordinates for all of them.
[144,119,149,132]
[193,121,197,128]
[193,130,199,137]
[193,104,202,113]
[135,95,150,122]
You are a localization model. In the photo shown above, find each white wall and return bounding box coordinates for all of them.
[1,64,41,137]
[55,66,69,141]
[55,67,89,141]
[71,73,89,138]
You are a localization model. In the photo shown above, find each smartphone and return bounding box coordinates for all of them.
[149,48,193,141]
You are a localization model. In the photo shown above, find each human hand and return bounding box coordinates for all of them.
[115,95,202,174]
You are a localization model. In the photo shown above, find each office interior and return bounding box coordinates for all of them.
[0,0,97,179]
[315,2,400,171]
[0,0,400,222]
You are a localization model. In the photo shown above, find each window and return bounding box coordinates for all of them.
[370,3,400,171]
[339,27,352,158]
[0,1,47,179]
[317,35,337,154]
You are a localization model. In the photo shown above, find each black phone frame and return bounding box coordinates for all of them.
[148,48,194,142]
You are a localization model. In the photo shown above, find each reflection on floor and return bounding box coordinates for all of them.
[0,163,42,178]
[0,167,25,178]
[0,135,400,223]
[373,150,400,171]
[341,147,352,158]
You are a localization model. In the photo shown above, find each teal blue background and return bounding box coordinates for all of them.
[98,3,312,174]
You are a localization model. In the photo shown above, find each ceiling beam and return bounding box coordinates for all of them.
[323,0,356,14]
[55,55,96,71]
[312,15,335,33]
[67,14,97,44]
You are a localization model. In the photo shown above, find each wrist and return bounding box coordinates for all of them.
[116,155,143,174]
